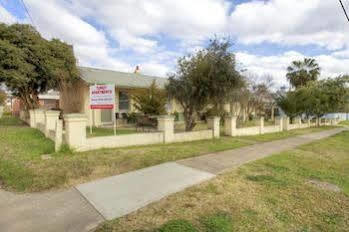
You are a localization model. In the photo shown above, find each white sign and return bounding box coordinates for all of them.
[90,84,115,109]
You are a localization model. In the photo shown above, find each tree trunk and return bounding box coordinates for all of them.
[183,107,196,131]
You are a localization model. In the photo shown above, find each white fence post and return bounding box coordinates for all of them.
[157,115,174,143]
[283,117,290,131]
[208,116,220,138]
[55,119,63,152]
[276,116,283,131]
[29,109,36,128]
[259,117,264,134]
[0,106,3,118]
[34,109,45,131]
[64,114,87,150]
[224,116,237,136]
[45,110,60,137]
[296,117,302,128]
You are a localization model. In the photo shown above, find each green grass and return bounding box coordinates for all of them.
[96,131,349,232]
[244,126,337,142]
[0,115,26,126]
[86,127,137,138]
[339,120,349,126]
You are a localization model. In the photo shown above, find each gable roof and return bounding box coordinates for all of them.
[79,66,168,89]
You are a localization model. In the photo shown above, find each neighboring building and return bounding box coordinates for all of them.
[61,67,182,127]
[38,91,60,110]
[11,91,60,115]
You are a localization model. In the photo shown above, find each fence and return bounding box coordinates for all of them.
[0,106,3,118]
[22,110,341,153]
[224,116,340,138]
[27,109,63,152]
[72,115,220,152]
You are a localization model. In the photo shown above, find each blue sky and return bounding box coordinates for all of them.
[1,0,349,87]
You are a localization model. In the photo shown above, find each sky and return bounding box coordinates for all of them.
[1,0,349,88]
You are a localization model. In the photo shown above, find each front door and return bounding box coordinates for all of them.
[101,109,112,123]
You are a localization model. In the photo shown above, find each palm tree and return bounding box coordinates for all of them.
[286,58,320,89]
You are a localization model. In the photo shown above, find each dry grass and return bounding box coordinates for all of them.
[97,131,349,232]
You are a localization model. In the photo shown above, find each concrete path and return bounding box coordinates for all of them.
[76,163,214,220]
[178,128,345,174]
[0,188,104,232]
[0,128,345,232]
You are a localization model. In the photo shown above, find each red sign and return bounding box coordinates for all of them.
[90,85,115,109]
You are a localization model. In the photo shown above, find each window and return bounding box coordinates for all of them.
[119,91,129,111]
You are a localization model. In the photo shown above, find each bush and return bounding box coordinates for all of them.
[127,112,139,124]
[200,213,233,232]
[155,220,198,232]
[172,111,179,121]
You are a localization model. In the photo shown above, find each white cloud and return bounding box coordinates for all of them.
[236,51,349,88]
[67,0,230,52]
[2,0,349,82]
[230,0,349,50]
[0,5,16,24]
[23,0,131,72]
[140,62,170,77]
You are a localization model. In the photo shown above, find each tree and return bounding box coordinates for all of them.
[286,58,320,89]
[276,76,349,122]
[0,23,79,111]
[132,81,167,115]
[232,74,274,121]
[0,89,6,106]
[166,38,244,131]
[48,39,80,113]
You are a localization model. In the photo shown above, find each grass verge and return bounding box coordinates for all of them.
[97,131,349,232]
[244,126,337,142]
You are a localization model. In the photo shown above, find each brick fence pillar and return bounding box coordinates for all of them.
[45,110,60,137]
[208,116,220,138]
[64,114,87,150]
[259,117,264,134]
[29,109,36,128]
[157,115,174,143]
[283,116,290,131]
[224,116,237,136]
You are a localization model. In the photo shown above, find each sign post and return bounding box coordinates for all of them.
[90,84,116,135]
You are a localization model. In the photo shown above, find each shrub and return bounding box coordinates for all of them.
[172,111,179,121]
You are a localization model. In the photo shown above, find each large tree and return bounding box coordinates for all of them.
[0,23,79,111]
[166,38,244,131]
[286,58,320,89]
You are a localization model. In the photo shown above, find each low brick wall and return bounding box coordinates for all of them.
[78,132,164,152]
[173,130,212,143]
[37,123,45,133]
[236,126,260,136]
[264,125,281,134]
[288,124,299,130]
[48,130,56,141]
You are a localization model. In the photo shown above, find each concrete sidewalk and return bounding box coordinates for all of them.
[0,188,104,232]
[0,128,345,232]
[178,128,345,174]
